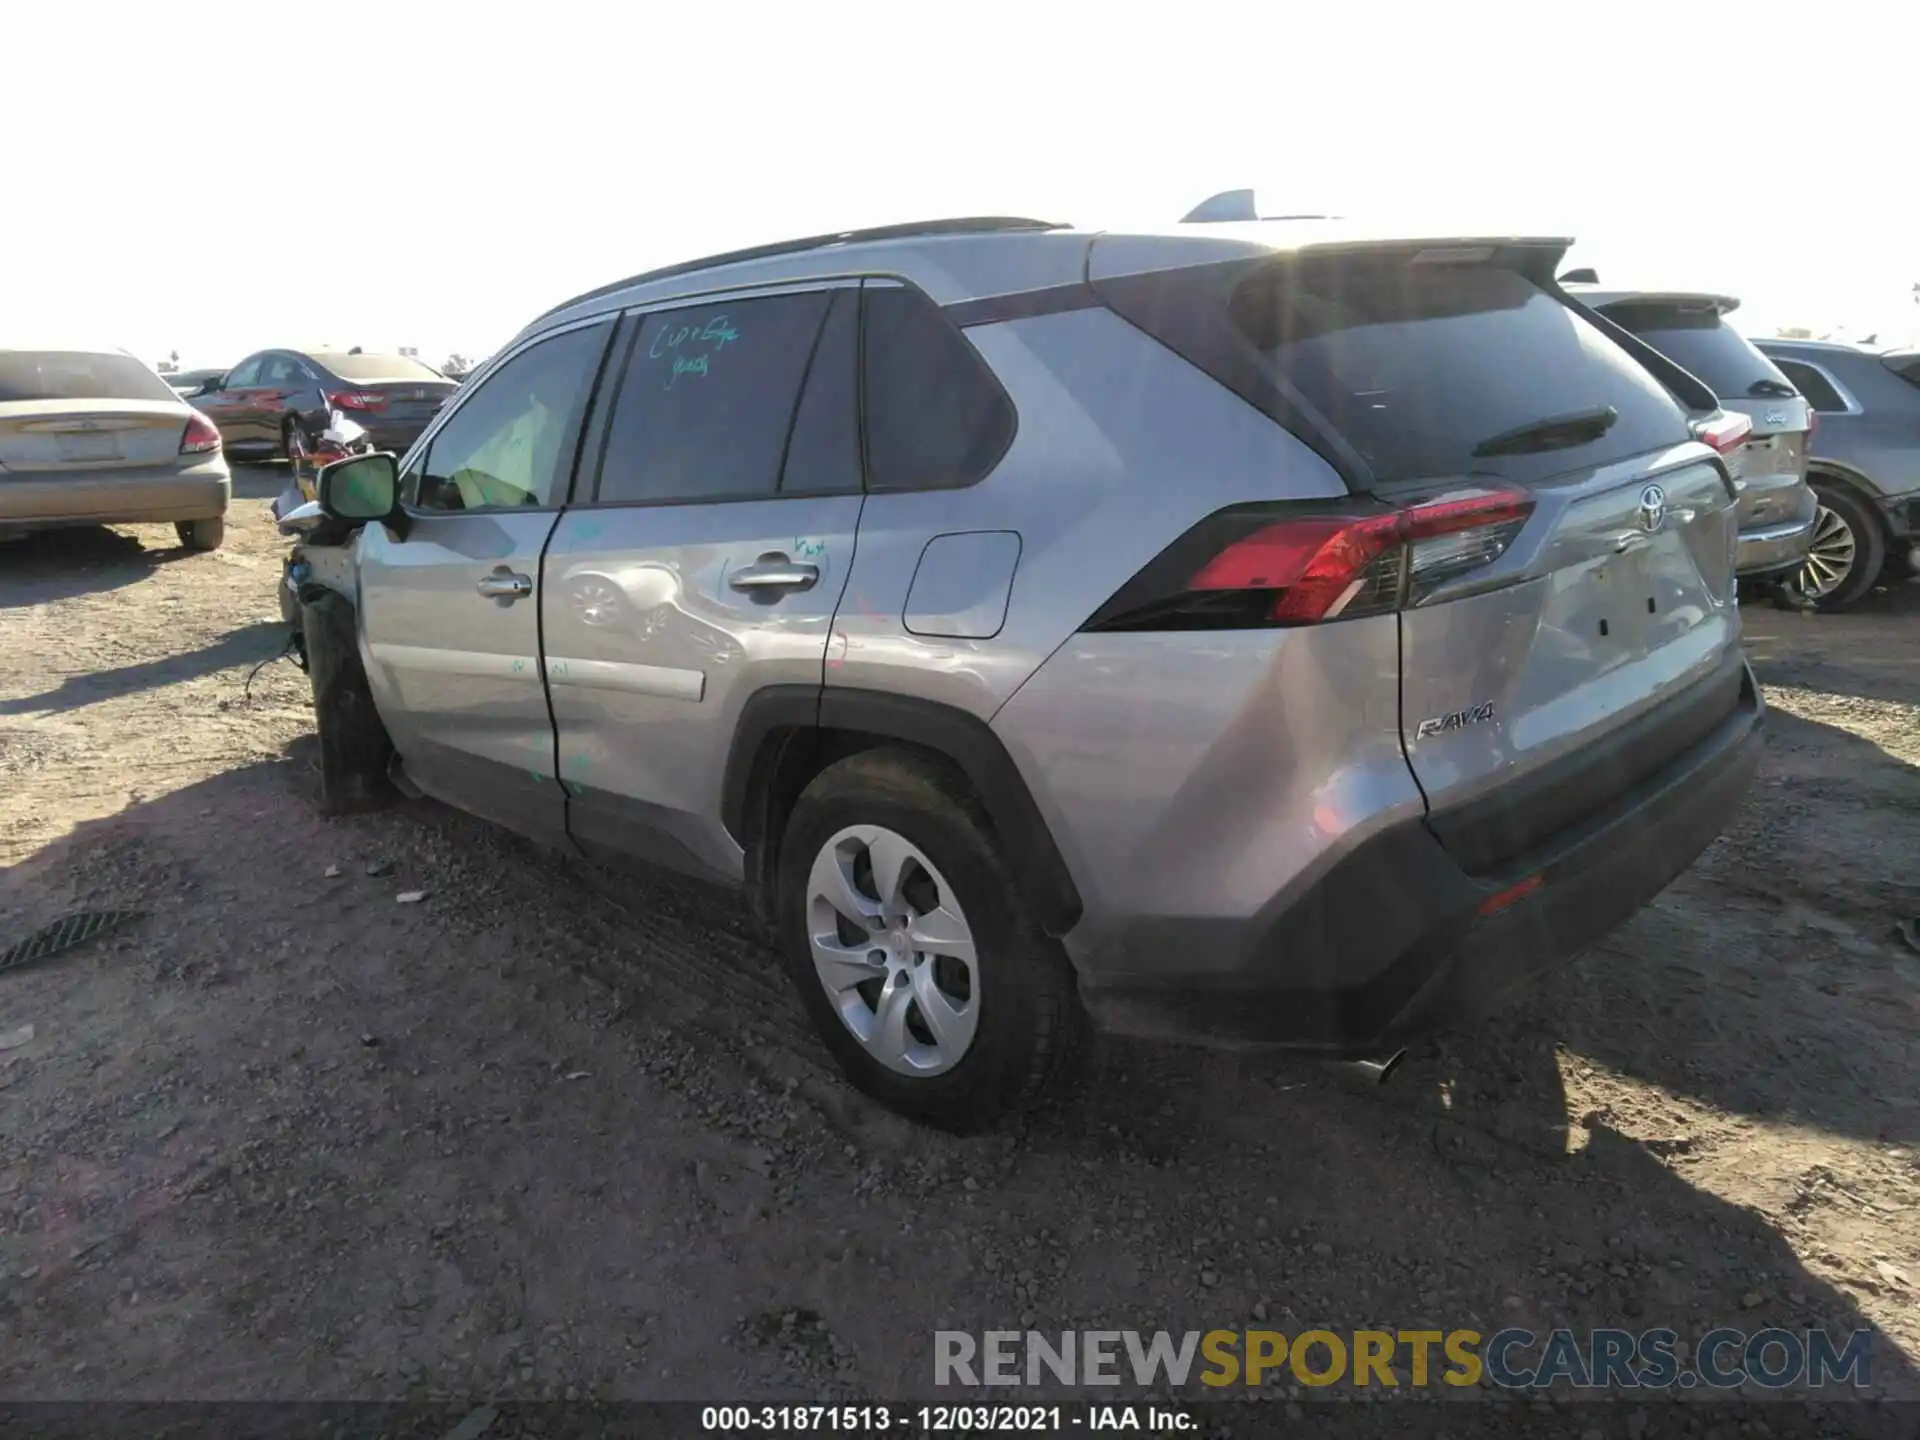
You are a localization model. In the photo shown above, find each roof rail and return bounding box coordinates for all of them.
[533,216,1069,324]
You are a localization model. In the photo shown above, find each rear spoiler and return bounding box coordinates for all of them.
[1562,281,1743,318]
[1613,291,1742,317]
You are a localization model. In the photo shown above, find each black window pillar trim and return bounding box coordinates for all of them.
[1548,284,1719,415]
[722,686,1084,937]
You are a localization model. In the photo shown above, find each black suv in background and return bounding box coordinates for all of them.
[187,349,457,461]
[1755,338,1920,609]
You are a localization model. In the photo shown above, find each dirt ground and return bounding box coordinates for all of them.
[2,472,1917,1425]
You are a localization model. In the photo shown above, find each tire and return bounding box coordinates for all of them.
[175,517,224,551]
[776,747,1081,1131]
[1776,483,1886,612]
[299,588,398,815]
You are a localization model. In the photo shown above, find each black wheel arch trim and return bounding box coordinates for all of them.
[1806,460,1890,506]
[723,686,1085,936]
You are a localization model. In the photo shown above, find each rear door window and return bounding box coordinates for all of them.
[1227,258,1687,486]
[1771,359,1849,412]
[0,351,177,403]
[779,289,862,494]
[861,284,1015,490]
[1597,304,1798,401]
[595,291,832,505]
[258,355,303,387]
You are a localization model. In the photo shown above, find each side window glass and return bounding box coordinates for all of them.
[597,292,832,506]
[780,289,861,494]
[259,356,297,386]
[1774,359,1846,413]
[861,284,1015,491]
[226,357,263,388]
[413,322,610,513]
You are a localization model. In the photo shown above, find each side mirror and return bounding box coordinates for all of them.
[199,377,225,396]
[318,452,407,537]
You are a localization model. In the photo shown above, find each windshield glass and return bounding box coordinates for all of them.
[1598,305,1797,399]
[1229,258,1686,485]
[0,351,178,403]
[313,352,446,382]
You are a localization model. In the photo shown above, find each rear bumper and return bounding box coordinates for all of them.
[1735,514,1818,577]
[0,466,230,530]
[355,419,432,454]
[1077,660,1764,1055]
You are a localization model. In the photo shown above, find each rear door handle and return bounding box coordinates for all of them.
[477,569,533,600]
[728,560,819,594]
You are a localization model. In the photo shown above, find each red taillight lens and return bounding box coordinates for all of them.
[180,412,222,455]
[329,390,388,412]
[1086,487,1536,631]
[1693,412,1753,456]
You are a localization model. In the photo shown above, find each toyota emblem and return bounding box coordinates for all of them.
[1637,484,1668,534]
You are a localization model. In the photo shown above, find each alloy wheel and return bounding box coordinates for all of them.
[1795,502,1858,601]
[804,824,979,1077]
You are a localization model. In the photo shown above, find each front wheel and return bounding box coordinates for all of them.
[175,517,224,551]
[776,749,1080,1132]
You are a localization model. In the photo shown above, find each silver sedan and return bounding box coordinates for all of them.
[0,346,231,550]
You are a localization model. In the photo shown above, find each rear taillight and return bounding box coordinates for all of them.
[180,412,221,455]
[1693,412,1752,456]
[1085,487,1536,631]
[329,390,388,413]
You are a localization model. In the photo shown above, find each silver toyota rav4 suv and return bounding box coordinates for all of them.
[296,215,1764,1129]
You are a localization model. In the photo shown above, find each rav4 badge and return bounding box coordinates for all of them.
[1415,701,1497,741]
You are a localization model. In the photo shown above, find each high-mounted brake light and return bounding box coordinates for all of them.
[179,412,222,455]
[1085,487,1536,632]
[1693,412,1752,456]
[329,390,388,413]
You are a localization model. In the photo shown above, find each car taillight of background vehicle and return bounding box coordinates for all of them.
[1694,412,1753,456]
[329,390,389,413]
[1085,487,1537,631]
[180,413,222,455]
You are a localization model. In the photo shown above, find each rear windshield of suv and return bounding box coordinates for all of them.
[1595,303,1797,401]
[1884,352,1920,390]
[1226,258,1688,486]
[312,352,446,382]
[0,351,177,404]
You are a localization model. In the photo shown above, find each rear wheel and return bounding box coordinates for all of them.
[1778,483,1885,611]
[175,517,224,551]
[776,749,1080,1131]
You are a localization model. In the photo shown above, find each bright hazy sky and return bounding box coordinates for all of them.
[8,2,1915,369]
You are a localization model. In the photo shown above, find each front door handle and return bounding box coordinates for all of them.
[477,569,533,600]
[728,560,819,594]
